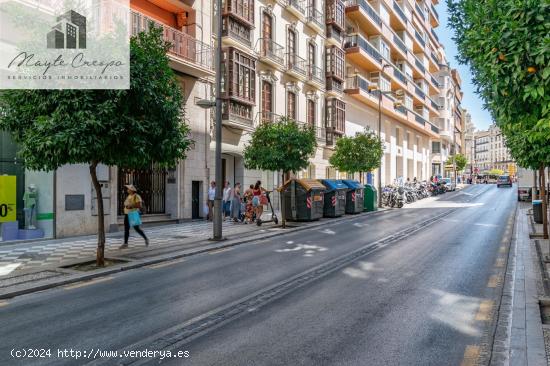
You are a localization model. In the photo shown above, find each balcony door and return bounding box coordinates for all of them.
[262,12,272,56]
[287,91,296,120]
[287,29,297,67]
[261,81,273,122]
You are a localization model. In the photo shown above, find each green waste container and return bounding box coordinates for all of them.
[279,179,326,221]
[364,184,377,212]
[320,179,347,218]
[341,180,364,214]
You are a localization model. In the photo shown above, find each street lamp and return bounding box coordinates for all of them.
[197,0,224,240]
[368,63,393,208]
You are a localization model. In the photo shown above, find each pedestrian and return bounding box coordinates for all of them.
[230,182,242,222]
[244,184,255,224]
[120,184,149,249]
[252,180,266,221]
[413,177,417,184]
[207,181,215,221]
[223,181,232,220]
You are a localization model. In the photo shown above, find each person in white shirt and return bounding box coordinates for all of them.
[222,181,232,219]
[207,181,216,221]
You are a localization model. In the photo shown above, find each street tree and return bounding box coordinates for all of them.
[329,128,384,181]
[243,117,316,226]
[447,0,550,237]
[445,154,468,172]
[0,26,192,265]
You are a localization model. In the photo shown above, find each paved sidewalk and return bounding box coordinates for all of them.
[0,217,278,276]
[503,203,548,366]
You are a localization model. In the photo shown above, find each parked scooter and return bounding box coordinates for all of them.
[256,191,279,226]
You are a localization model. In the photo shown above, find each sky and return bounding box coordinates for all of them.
[435,1,493,131]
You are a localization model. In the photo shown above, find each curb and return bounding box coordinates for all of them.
[0,208,391,300]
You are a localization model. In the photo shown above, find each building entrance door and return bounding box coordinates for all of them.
[118,164,166,215]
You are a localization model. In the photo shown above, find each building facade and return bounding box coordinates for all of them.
[474,124,515,175]
[462,108,475,175]
[1,0,466,241]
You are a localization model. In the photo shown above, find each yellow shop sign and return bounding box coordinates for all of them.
[0,176,17,222]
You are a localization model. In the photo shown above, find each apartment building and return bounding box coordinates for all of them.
[474,124,515,174]
[430,65,463,177]
[342,0,445,185]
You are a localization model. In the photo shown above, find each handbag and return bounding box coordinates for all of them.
[128,210,142,227]
[260,194,268,205]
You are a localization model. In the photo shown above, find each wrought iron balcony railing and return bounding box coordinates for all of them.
[346,0,382,26]
[392,1,407,23]
[286,53,307,77]
[307,6,325,30]
[257,38,285,66]
[308,64,324,84]
[131,10,214,71]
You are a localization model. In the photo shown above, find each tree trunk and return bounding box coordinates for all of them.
[281,171,286,228]
[90,162,106,267]
[540,165,548,240]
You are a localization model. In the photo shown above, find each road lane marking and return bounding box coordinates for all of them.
[147,258,186,269]
[64,276,113,290]
[475,300,494,321]
[0,301,8,307]
[208,247,233,255]
[487,275,500,288]
[495,258,506,267]
[461,345,480,366]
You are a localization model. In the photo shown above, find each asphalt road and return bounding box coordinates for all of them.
[0,184,516,366]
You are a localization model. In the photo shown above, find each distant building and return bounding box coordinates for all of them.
[462,109,475,174]
[474,124,515,175]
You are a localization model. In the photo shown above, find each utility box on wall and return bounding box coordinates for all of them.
[91,181,111,216]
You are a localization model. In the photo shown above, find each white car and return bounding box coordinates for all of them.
[441,178,456,191]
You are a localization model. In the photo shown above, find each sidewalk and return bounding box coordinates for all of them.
[0,215,281,277]
[495,202,548,366]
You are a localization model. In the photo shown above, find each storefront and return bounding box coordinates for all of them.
[0,132,55,242]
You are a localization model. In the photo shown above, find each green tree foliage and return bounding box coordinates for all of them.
[445,154,468,172]
[0,26,192,265]
[243,117,316,174]
[447,0,549,135]
[329,129,384,175]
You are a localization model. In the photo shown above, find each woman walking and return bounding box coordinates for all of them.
[230,183,242,222]
[252,180,266,221]
[120,184,149,249]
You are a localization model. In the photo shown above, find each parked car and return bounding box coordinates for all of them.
[441,177,456,191]
[516,167,533,201]
[497,175,513,188]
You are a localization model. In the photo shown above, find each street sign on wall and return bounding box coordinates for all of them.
[0,176,17,222]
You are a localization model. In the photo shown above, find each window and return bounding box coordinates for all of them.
[379,76,391,92]
[287,91,296,120]
[224,48,256,103]
[326,0,345,30]
[307,99,316,126]
[326,98,345,134]
[432,141,441,153]
[326,46,345,80]
[225,0,255,24]
[380,40,390,60]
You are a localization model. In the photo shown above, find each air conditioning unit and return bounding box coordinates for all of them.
[370,71,381,84]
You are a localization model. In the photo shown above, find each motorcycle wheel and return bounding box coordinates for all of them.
[397,201,404,208]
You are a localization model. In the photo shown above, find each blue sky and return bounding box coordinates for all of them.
[435,1,493,131]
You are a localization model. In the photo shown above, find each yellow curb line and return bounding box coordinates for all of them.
[475,300,494,321]
[461,345,480,366]
[64,276,113,290]
[147,258,186,269]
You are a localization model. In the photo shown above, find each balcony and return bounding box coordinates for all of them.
[393,34,407,55]
[284,0,306,19]
[344,75,380,106]
[286,53,307,79]
[222,19,253,49]
[415,2,425,21]
[307,64,324,86]
[257,38,285,68]
[326,25,345,46]
[345,0,382,34]
[222,104,254,130]
[429,3,439,27]
[344,34,383,71]
[430,124,440,133]
[326,77,344,95]
[430,51,439,66]
[391,1,407,30]
[392,66,408,88]
[414,56,426,74]
[130,10,214,78]
[415,113,426,126]
[256,111,281,125]
[431,28,439,43]
[429,98,440,110]
[414,85,426,99]
[414,29,426,51]
[316,126,327,143]
[307,6,325,33]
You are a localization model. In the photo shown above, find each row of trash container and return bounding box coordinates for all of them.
[279,179,378,222]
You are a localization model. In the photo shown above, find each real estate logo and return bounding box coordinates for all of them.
[47,10,87,49]
[0,0,130,89]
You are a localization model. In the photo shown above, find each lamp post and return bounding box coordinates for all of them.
[369,63,393,208]
[197,0,224,240]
